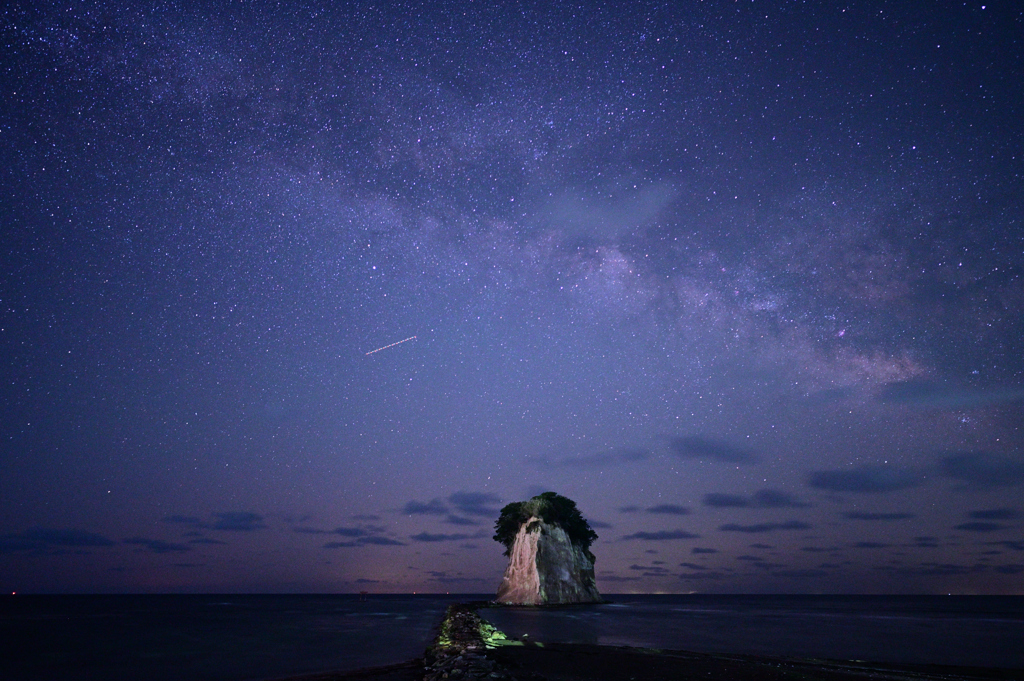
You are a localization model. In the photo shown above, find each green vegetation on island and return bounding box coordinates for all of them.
[492,491,598,559]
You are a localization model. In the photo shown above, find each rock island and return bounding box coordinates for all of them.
[492,492,601,605]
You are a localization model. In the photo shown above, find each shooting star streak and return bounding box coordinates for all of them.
[365,335,417,356]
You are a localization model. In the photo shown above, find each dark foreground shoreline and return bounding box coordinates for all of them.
[271,602,1021,681]
[275,646,1022,681]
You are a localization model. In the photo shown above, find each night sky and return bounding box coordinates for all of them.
[2,2,1023,594]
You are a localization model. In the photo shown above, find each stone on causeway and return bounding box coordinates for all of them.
[493,493,601,605]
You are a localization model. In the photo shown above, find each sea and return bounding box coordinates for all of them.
[2,594,1022,680]
[481,594,1024,670]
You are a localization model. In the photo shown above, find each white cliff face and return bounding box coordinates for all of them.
[495,517,601,605]
[494,517,542,605]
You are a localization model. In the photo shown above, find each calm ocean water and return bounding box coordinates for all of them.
[482,594,1024,670]
[0,594,454,681]
[2,594,1022,679]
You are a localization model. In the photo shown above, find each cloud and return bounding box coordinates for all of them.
[0,528,116,554]
[807,466,921,493]
[772,569,830,579]
[295,524,387,539]
[691,547,718,554]
[875,562,985,577]
[703,493,748,508]
[357,536,405,546]
[403,499,448,515]
[852,541,889,548]
[160,512,266,531]
[843,511,915,521]
[448,491,501,517]
[444,515,478,526]
[323,535,405,548]
[734,556,786,570]
[988,541,1024,551]
[939,452,1024,487]
[703,489,809,509]
[752,490,810,508]
[410,532,473,542]
[123,537,191,554]
[210,512,266,531]
[629,564,670,575]
[590,520,613,529]
[669,436,757,464]
[646,504,690,515]
[954,522,1007,533]
[994,564,1024,575]
[425,572,489,584]
[970,509,1018,520]
[719,520,811,533]
[162,515,205,526]
[188,537,227,545]
[752,561,786,571]
[545,182,677,241]
[332,527,369,537]
[534,448,651,468]
[678,571,728,580]
[876,379,1024,408]
[597,574,642,583]
[678,562,708,570]
[621,530,700,541]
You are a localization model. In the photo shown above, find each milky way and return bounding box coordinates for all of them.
[1,2,1022,593]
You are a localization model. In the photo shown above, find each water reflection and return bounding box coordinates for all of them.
[478,595,1024,669]
[482,605,603,645]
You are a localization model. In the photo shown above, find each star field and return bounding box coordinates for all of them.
[1,1,1023,593]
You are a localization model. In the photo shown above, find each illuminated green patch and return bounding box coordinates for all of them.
[479,621,524,648]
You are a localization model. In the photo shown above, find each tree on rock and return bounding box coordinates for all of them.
[493,492,601,605]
